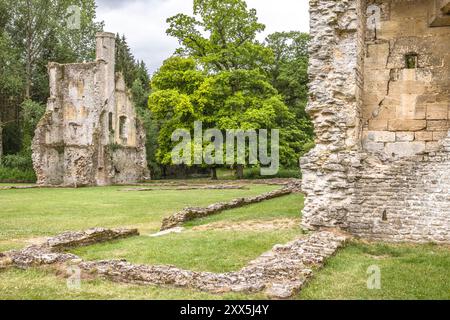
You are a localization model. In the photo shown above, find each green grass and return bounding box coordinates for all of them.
[0,268,263,300]
[69,194,304,273]
[1,183,449,300]
[300,241,450,300]
[71,228,302,273]
[0,184,277,248]
[2,241,448,300]
[185,193,303,227]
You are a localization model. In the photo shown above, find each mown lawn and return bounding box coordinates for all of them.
[0,183,449,300]
[300,241,450,300]
[0,184,277,252]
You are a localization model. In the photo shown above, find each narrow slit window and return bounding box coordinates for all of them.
[108,112,113,133]
[405,53,418,69]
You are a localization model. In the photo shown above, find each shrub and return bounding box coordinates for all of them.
[1,154,34,171]
[0,167,36,182]
[243,167,300,179]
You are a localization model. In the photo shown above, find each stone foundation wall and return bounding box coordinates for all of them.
[301,0,450,243]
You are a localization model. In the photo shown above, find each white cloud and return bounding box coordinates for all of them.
[96,0,309,74]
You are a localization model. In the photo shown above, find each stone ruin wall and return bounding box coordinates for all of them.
[301,0,450,243]
[32,32,149,186]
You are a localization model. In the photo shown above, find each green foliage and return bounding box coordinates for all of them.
[265,31,314,165]
[115,34,157,175]
[0,166,36,182]
[20,99,45,152]
[0,0,103,170]
[243,167,300,179]
[154,0,314,174]
[1,153,33,171]
[148,57,204,165]
[166,0,273,73]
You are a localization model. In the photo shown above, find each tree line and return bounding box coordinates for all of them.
[0,0,313,181]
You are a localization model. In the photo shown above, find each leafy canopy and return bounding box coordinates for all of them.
[166,0,273,72]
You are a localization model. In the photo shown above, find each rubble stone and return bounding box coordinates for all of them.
[32,32,149,187]
[301,0,450,243]
[79,231,348,299]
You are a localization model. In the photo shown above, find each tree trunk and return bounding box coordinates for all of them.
[25,42,32,99]
[235,164,244,180]
[211,166,218,180]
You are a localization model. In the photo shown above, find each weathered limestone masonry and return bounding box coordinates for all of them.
[0,228,138,268]
[301,0,450,243]
[32,32,149,186]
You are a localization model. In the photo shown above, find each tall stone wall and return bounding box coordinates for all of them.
[301,0,450,243]
[32,32,149,186]
[362,0,450,158]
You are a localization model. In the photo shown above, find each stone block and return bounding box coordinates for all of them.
[427,120,448,131]
[385,142,426,158]
[388,120,427,131]
[363,141,385,153]
[426,141,441,152]
[433,131,448,141]
[396,132,415,142]
[426,104,448,120]
[369,119,388,131]
[415,131,433,141]
[366,131,396,143]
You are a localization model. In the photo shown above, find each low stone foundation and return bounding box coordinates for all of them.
[0,227,348,299]
[1,228,138,268]
[160,187,294,230]
[79,231,348,299]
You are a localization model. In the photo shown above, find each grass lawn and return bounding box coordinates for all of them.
[0,184,277,252]
[0,183,449,300]
[71,228,303,273]
[300,241,450,300]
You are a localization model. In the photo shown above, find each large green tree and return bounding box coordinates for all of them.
[0,1,24,161]
[148,57,206,168]
[149,56,298,178]
[5,0,102,99]
[166,0,273,73]
[266,31,314,159]
[158,0,312,178]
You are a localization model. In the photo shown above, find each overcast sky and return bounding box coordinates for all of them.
[95,0,310,74]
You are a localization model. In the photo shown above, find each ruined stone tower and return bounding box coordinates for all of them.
[32,32,149,186]
[301,0,449,243]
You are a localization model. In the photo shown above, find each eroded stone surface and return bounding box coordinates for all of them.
[32,32,149,187]
[302,0,450,243]
[3,228,138,268]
